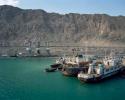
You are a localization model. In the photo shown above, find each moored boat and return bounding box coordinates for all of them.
[62,65,88,77]
[78,55,123,83]
[49,57,66,70]
[61,54,92,77]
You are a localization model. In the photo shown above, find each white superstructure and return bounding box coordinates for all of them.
[56,54,95,65]
[78,55,123,82]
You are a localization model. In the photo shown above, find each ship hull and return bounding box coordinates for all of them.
[50,64,62,69]
[78,68,122,83]
[62,67,87,77]
[78,75,102,83]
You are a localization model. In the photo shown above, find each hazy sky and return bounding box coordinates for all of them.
[0,0,125,16]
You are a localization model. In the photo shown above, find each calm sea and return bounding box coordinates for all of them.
[0,57,125,100]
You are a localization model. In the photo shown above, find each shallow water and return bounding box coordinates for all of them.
[0,57,125,100]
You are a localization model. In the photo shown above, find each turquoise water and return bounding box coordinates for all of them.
[0,57,125,100]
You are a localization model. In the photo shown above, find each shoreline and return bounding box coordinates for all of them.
[0,55,60,58]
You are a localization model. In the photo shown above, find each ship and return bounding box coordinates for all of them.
[62,64,88,77]
[50,57,66,70]
[78,55,123,83]
[61,54,94,77]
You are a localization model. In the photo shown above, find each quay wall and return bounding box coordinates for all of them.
[0,45,125,57]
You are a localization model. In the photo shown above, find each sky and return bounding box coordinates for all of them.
[0,0,125,16]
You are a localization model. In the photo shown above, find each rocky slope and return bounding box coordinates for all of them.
[0,5,125,47]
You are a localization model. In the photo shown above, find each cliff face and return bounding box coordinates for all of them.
[0,5,125,46]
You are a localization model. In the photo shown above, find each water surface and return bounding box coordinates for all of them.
[0,57,125,100]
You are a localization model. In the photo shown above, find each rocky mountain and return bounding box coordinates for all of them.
[0,5,125,46]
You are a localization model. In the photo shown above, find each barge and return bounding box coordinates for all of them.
[62,54,94,77]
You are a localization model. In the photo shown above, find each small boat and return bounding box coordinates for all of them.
[78,55,123,83]
[10,54,18,57]
[49,57,65,69]
[1,54,8,57]
[45,68,57,72]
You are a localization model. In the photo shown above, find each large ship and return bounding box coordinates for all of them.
[62,64,88,77]
[61,54,94,77]
[78,55,123,82]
